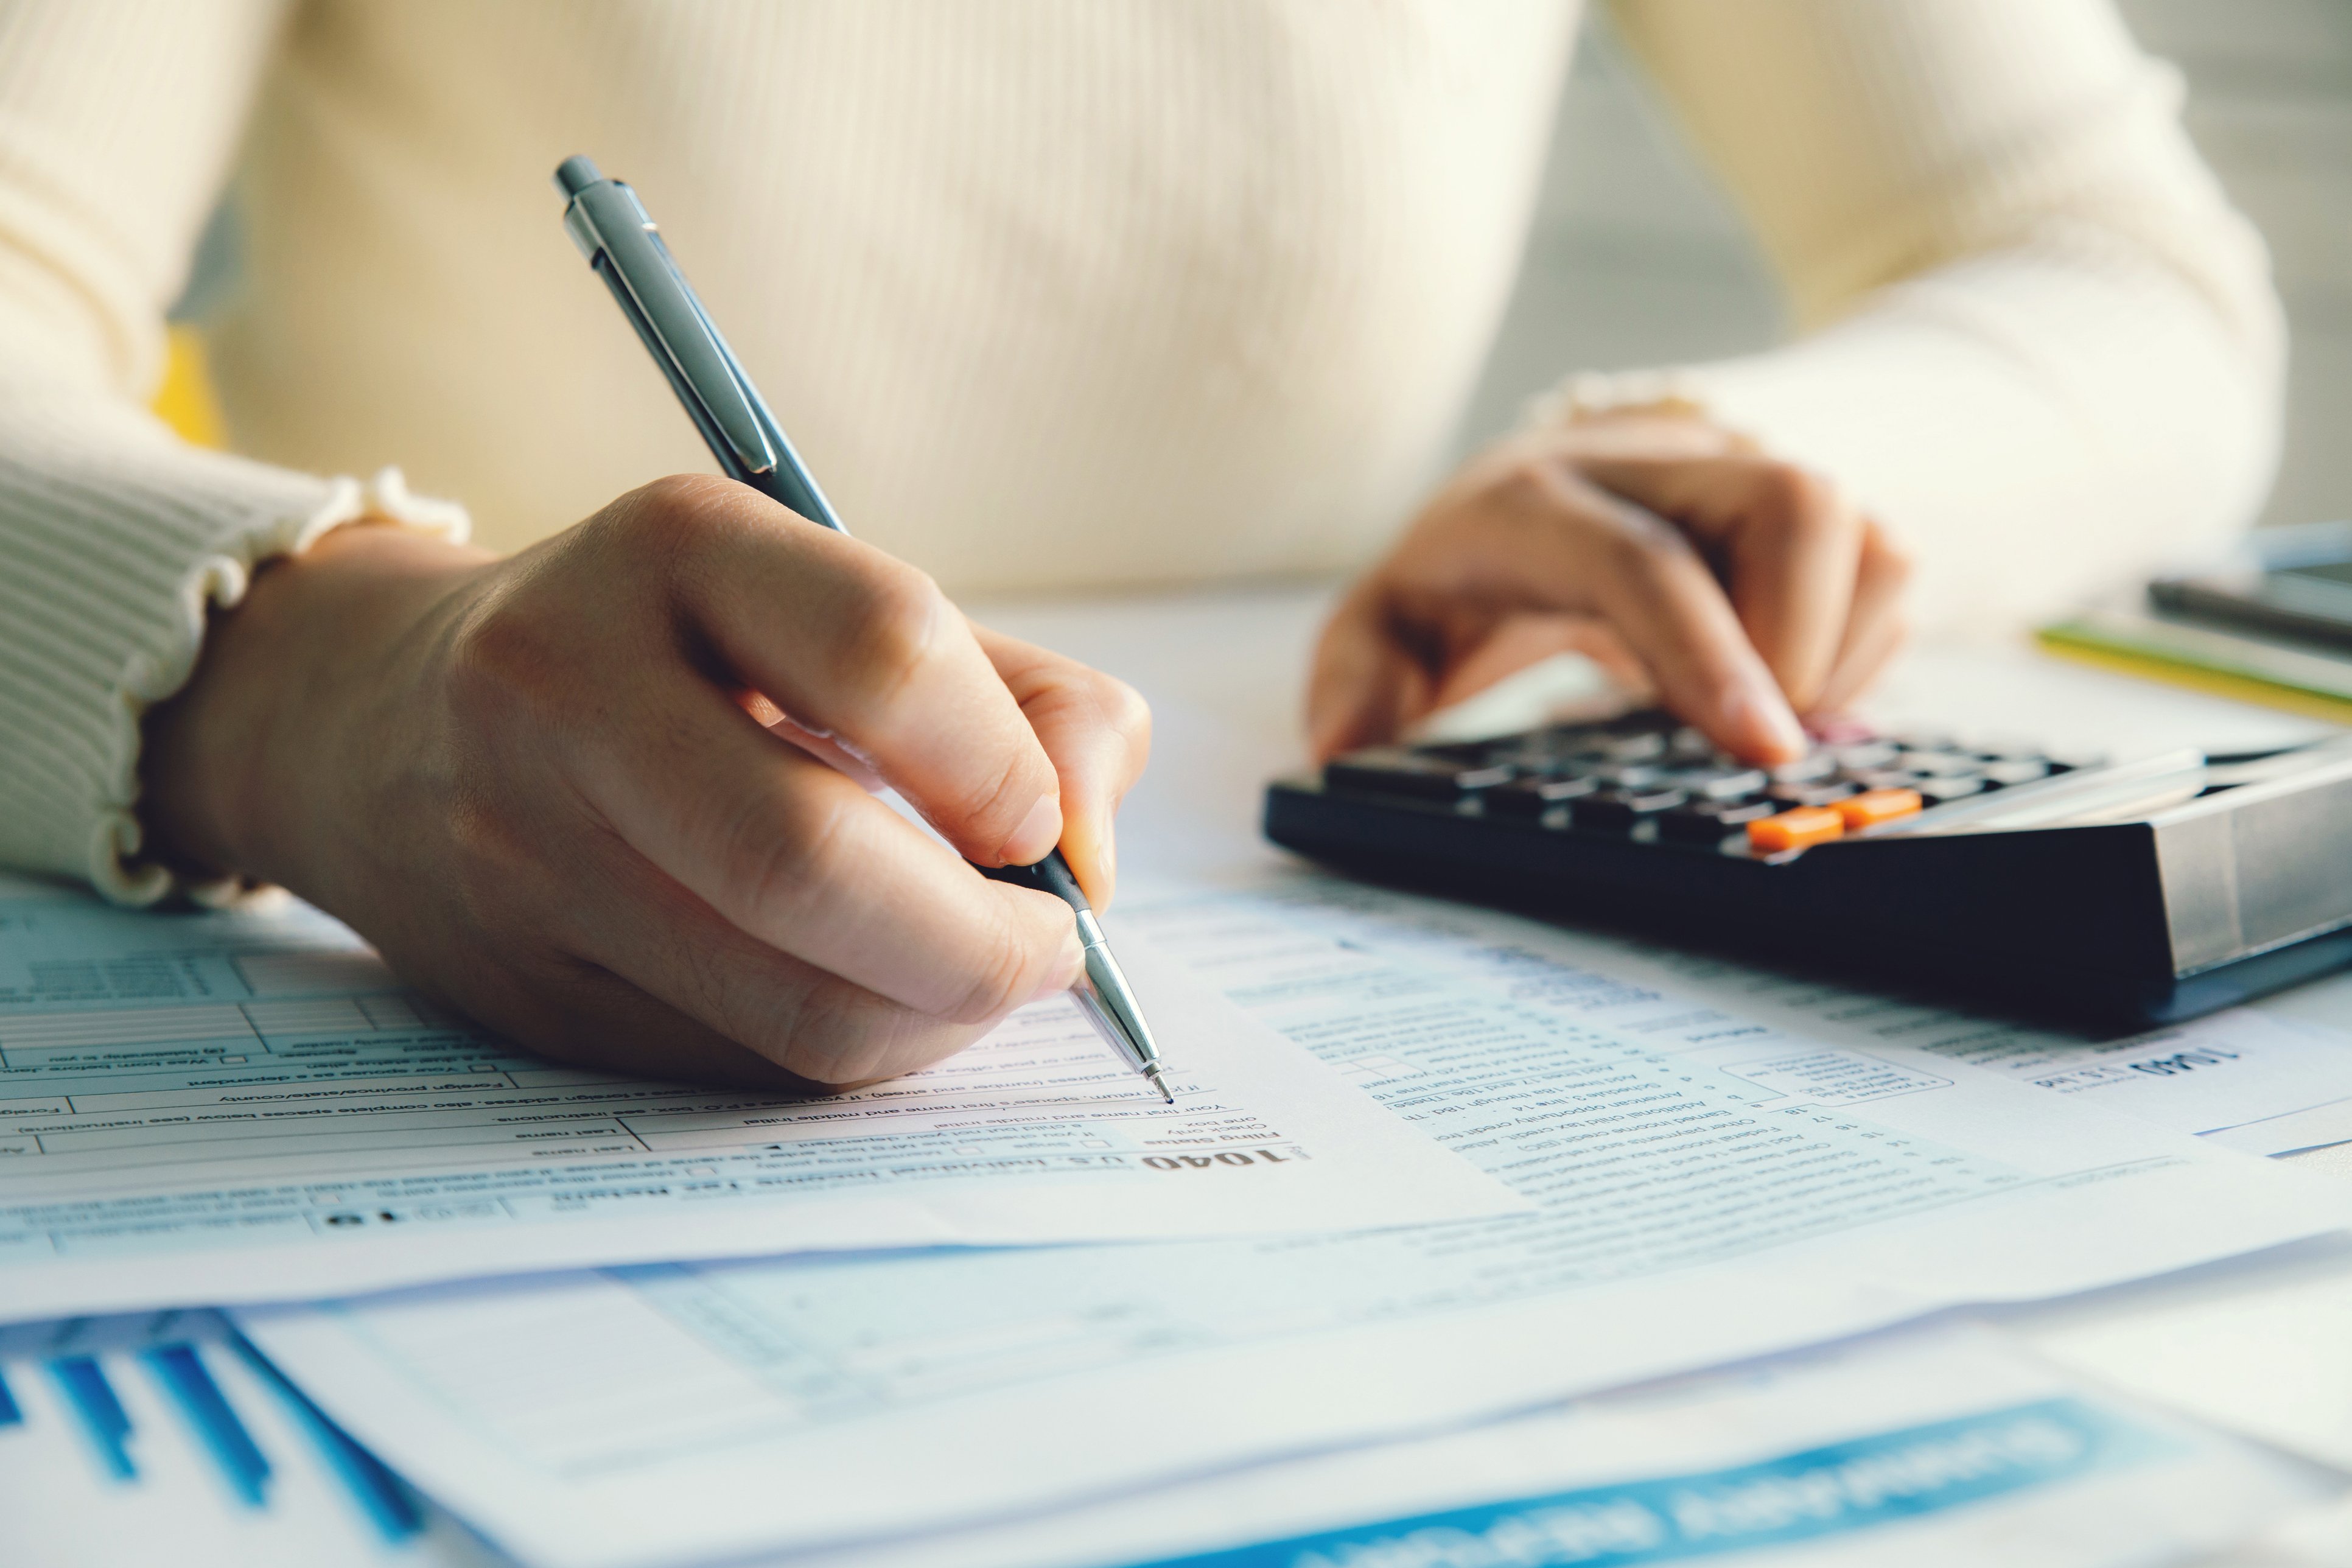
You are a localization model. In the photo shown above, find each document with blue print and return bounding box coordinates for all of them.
[0,1309,500,1567]
[783,1326,2334,1568]
[0,877,1523,1322]
[241,879,2352,1568]
[0,1313,2325,1568]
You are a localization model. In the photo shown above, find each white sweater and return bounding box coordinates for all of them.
[0,0,2282,900]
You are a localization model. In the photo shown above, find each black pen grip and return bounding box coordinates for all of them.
[978,850,1090,913]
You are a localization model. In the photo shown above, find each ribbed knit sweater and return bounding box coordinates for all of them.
[0,0,2284,900]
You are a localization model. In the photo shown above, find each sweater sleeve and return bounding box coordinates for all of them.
[1557,0,2283,633]
[0,0,467,903]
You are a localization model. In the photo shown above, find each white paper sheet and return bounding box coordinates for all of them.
[2014,1237,2352,1475]
[775,1326,2336,1568]
[0,883,1522,1321]
[239,880,2352,1568]
[1472,919,2352,1156]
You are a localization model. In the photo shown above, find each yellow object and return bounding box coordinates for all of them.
[152,325,226,448]
[2035,632,2352,725]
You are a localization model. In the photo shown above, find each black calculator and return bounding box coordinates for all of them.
[1264,710,2352,1027]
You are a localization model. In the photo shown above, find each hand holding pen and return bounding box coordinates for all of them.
[141,185,1158,1099]
[554,156,1171,1098]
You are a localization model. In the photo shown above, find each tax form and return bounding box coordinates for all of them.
[0,879,1522,1321]
[1560,932,2352,1157]
[239,878,2352,1568]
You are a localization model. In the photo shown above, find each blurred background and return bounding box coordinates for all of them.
[1457,0,2352,531]
[161,2,2350,535]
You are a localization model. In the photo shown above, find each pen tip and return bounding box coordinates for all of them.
[1145,1066,1175,1104]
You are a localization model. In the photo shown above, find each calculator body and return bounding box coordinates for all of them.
[1264,717,2352,1027]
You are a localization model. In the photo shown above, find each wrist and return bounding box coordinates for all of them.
[140,521,491,891]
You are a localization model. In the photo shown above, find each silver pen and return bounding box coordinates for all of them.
[553,155,1174,1104]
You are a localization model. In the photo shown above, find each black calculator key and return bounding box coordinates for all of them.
[1767,754,1838,785]
[1493,737,1568,769]
[1412,740,1503,765]
[1575,787,1687,833]
[1658,798,1778,842]
[1766,781,1855,808]
[1602,710,1679,733]
[1592,761,1667,789]
[1914,775,1986,802]
[1485,774,1598,818]
[1594,732,1667,763]
[1673,766,1768,801]
[1830,741,1899,771]
[1326,749,1513,802]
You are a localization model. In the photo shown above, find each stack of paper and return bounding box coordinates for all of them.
[6,1309,2335,1568]
[9,870,2352,1566]
[0,878,1518,1320]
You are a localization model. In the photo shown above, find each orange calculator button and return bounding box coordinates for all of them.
[1745,805,1845,853]
[1834,788,1923,830]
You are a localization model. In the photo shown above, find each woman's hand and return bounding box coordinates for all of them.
[1308,413,1911,765]
[141,474,1151,1090]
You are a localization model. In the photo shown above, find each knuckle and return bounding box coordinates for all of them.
[585,474,749,589]
[758,981,868,1082]
[945,746,1040,849]
[444,587,568,723]
[1754,461,1813,512]
[624,472,741,537]
[1595,510,1682,580]
[946,917,1052,1025]
[1097,674,1152,749]
[1490,462,1566,520]
[1874,530,1918,585]
[777,987,954,1088]
[718,778,852,931]
[1755,464,1844,537]
[835,559,950,706]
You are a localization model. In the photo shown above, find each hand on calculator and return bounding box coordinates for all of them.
[1307,411,1912,766]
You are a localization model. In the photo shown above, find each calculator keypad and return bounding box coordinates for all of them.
[1320,712,2092,856]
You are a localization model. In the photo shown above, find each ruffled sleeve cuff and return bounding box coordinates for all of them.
[0,388,467,905]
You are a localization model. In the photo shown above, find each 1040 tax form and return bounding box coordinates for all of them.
[0,877,1522,1320]
[239,878,2352,1568]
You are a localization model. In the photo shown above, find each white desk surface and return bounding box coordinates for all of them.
[970,582,2352,1560]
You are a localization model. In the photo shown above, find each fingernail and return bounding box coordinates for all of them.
[1000,793,1062,866]
[1029,927,1085,1003]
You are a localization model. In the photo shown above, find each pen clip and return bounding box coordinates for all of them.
[559,171,778,479]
